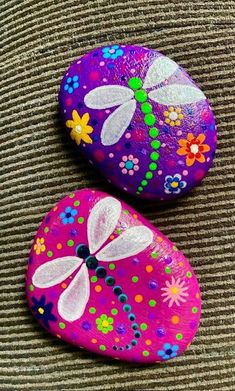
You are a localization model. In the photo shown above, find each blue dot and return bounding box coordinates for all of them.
[108,63,114,69]
[156,328,166,337]
[149,280,158,289]
[125,161,134,170]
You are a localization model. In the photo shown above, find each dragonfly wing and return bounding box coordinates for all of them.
[88,196,121,254]
[32,256,83,288]
[58,264,90,322]
[143,56,178,89]
[84,85,134,109]
[101,99,136,146]
[96,225,153,261]
[148,84,206,105]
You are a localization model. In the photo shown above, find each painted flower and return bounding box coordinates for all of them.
[119,154,139,175]
[96,314,114,334]
[164,174,186,194]
[157,343,179,360]
[164,106,184,127]
[31,295,57,328]
[102,45,124,59]
[66,110,94,145]
[60,206,77,225]
[34,237,46,255]
[64,75,79,94]
[177,133,210,166]
[161,276,189,307]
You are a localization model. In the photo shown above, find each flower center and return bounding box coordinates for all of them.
[109,49,115,54]
[38,307,44,314]
[166,349,172,355]
[125,160,134,170]
[169,112,178,121]
[190,143,199,154]
[171,181,179,189]
[102,320,109,328]
[75,125,82,133]
[66,212,71,218]
[171,286,179,295]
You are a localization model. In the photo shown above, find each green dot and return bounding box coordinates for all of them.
[135,89,147,103]
[141,180,148,187]
[149,127,159,138]
[138,186,143,192]
[78,217,84,224]
[132,276,139,283]
[144,114,156,126]
[149,162,157,171]
[59,322,65,329]
[74,200,80,206]
[151,251,158,259]
[128,77,142,90]
[141,102,152,114]
[29,284,34,292]
[47,251,53,257]
[44,227,49,233]
[89,307,96,314]
[187,271,192,278]
[140,323,148,331]
[176,333,183,340]
[99,344,106,351]
[124,209,129,214]
[173,245,178,251]
[109,263,115,270]
[111,308,118,315]
[69,193,75,198]
[165,266,171,274]
[192,306,198,313]
[149,300,156,307]
[67,240,74,247]
[145,171,153,180]
[143,350,149,357]
[151,140,161,149]
[150,151,159,161]
[91,276,98,283]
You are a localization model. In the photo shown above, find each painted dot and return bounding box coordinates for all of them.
[44,227,49,233]
[151,251,158,259]
[165,266,171,274]
[138,186,143,192]
[150,151,159,161]
[114,337,120,343]
[176,333,183,340]
[173,245,178,251]
[171,315,180,325]
[91,276,98,283]
[128,77,142,89]
[47,251,53,257]
[132,276,139,283]
[196,292,200,299]
[141,102,152,114]
[144,113,156,126]
[145,339,152,346]
[29,284,34,292]
[61,283,67,289]
[143,350,149,357]
[140,323,148,331]
[57,243,62,250]
[95,285,102,293]
[123,304,131,312]
[99,345,106,351]
[89,307,96,314]
[59,322,65,329]
[141,180,148,187]
[149,280,158,289]
[109,153,114,158]
[67,240,74,247]
[133,214,138,219]
[111,308,118,315]
[149,299,156,307]
[183,170,188,176]
[192,306,198,313]
[149,127,159,138]
[151,140,161,149]
[74,200,80,206]
[78,217,84,224]
[135,90,147,103]
[146,171,153,180]
[135,294,143,303]
[146,265,153,273]
[156,328,166,337]
[149,162,157,171]
[69,193,75,198]
[109,263,115,270]
[187,271,192,278]
[91,338,97,343]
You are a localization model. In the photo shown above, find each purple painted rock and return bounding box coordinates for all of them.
[59,44,217,200]
[26,189,201,363]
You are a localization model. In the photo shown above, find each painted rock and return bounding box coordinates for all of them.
[58,44,217,200]
[26,189,201,363]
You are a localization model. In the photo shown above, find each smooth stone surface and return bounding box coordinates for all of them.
[26,189,201,363]
[59,44,217,200]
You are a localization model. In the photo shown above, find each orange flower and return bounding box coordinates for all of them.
[177,133,210,166]
[66,110,93,146]
[34,237,46,255]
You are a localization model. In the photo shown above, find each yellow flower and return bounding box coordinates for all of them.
[34,237,46,255]
[164,106,184,127]
[66,110,94,145]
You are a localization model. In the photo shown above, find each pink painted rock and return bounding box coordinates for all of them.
[26,189,201,363]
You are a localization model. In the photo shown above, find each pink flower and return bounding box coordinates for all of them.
[161,276,189,307]
[119,155,139,176]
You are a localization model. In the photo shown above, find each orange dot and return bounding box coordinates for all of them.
[110,235,115,240]
[178,261,184,267]
[53,206,58,211]
[115,337,120,343]
[146,265,153,273]
[61,283,67,289]
[171,315,180,325]
[56,334,61,339]
[157,236,163,243]
[91,338,97,344]
[196,292,200,299]
[135,294,143,303]
[95,285,102,293]
[133,214,138,219]
[111,301,115,305]
[57,243,62,250]
[145,339,152,346]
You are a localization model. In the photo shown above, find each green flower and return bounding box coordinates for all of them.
[96,314,114,334]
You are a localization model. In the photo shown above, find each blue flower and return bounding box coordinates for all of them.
[64,75,79,94]
[164,174,186,194]
[31,295,57,328]
[102,45,124,60]
[157,343,179,360]
[60,206,77,224]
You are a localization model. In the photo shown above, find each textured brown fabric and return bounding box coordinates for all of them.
[0,0,235,390]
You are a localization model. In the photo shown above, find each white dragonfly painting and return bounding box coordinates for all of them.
[84,56,206,146]
[32,197,153,322]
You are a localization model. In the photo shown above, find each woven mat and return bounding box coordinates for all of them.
[1,0,235,390]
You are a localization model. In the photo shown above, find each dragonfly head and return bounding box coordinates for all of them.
[75,244,107,277]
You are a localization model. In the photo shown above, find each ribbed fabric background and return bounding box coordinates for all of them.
[0,0,235,390]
